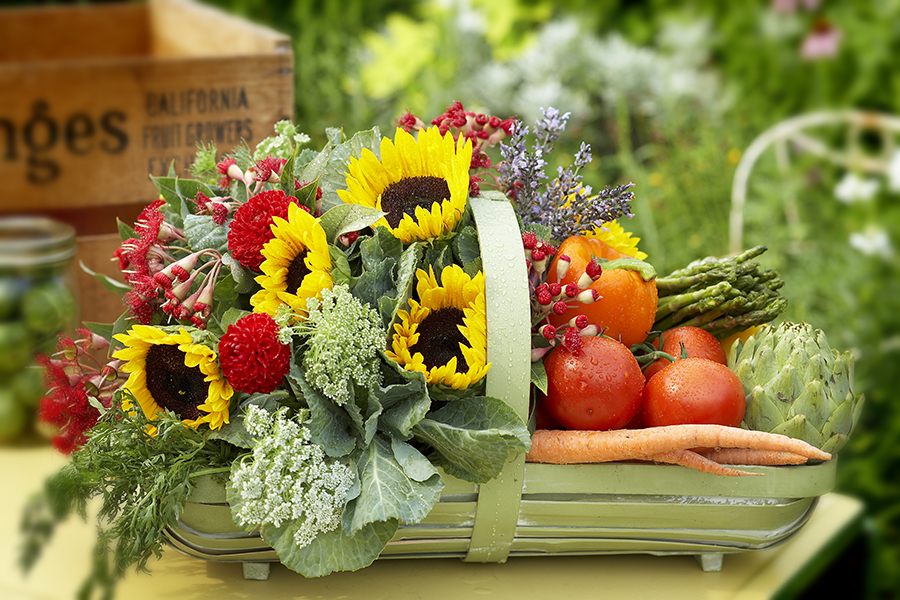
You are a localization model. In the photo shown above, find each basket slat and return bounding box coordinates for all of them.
[462,195,531,563]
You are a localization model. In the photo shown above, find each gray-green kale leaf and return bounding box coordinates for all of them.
[412,397,531,483]
[319,203,386,244]
[184,214,229,255]
[374,374,431,439]
[342,434,443,536]
[263,516,398,578]
[291,364,357,457]
[316,127,382,212]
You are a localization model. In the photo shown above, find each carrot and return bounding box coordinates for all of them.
[702,448,809,466]
[526,425,831,466]
[645,450,762,477]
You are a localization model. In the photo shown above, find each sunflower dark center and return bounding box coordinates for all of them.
[409,307,469,372]
[286,248,310,293]
[380,176,451,228]
[144,344,208,421]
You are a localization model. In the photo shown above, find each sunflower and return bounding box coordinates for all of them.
[250,201,333,318]
[386,265,490,389]
[584,220,648,260]
[337,127,473,243]
[113,325,233,431]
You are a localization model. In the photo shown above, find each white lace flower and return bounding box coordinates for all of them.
[298,285,385,405]
[230,406,355,548]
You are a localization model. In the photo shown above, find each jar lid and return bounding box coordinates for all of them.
[0,216,77,269]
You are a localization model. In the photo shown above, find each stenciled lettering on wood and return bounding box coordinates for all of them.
[142,87,253,177]
[0,101,128,185]
[1,86,254,188]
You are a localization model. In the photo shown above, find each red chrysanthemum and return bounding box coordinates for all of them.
[227,190,300,270]
[219,312,291,394]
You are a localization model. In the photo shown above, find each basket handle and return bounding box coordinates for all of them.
[464,193,531,563]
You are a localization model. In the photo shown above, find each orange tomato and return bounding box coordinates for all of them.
[546,236,658,348]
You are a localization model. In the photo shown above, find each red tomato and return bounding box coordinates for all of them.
[641,357,746,428]
[533,397,564,430]
[642,326,727,381]
[542,336,644,430]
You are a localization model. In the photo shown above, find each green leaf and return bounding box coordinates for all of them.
[453,225,481,267]
[377,295,395,327]
[150,177,217,229]
[319,203,387,244]
[531,360,548,395]
[279,151,297,197]
[219,307,250,331]
[291,365,357,458]
[116,218,136,242]
[184,214,229,255]
[263,516,398,578]
[354,260,397,314]
[328,246,353,287]
[462,257,483,279]
[294,178,320,214]
[325,127,346,145]
[222,253,258,294]
[412,397,530,483]
[384,242,423,331]
[81,321,114,343]
[342,435,443,535]
[294,148,319,173]
[355,387,384,448]
[319,128,383,212]
[423,241,454,276]
[373,372,431,438]
[79,260,128,296]
[300,138,333,188]
[391,437,440,482]
[360,226,403,272]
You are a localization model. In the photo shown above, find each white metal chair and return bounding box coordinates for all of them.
[728,110,900,254]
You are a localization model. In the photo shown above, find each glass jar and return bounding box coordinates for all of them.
[0,216,79,444]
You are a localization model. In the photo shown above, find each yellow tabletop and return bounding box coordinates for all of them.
[0,447,864,600]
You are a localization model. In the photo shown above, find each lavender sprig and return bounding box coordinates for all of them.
[501,107,635,243]
[550,182,636,242]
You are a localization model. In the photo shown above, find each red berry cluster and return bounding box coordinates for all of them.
[396,101,514,195]
[523,232,603,359]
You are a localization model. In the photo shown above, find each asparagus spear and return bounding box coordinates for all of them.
[654,246,787,335]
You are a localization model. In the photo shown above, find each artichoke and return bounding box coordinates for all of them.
[728,321,864,454]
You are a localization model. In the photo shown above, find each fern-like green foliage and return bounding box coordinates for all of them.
[20,396,241,600]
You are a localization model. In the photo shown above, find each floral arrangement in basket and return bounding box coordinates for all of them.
[21,101,863,597]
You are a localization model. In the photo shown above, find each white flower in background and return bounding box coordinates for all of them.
[886,150,900,193]
[849,225,893,259]
[230,405,355,548]
[834,172,880,204]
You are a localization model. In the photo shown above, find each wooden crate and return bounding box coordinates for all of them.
[0,0,294,324]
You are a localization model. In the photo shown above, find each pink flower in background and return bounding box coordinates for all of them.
[772,0,819,13]
[801,18,842,59]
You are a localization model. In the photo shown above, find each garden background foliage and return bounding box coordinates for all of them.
[77,0,900,596]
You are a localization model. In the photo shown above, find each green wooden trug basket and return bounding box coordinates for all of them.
[164,195,836,579]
